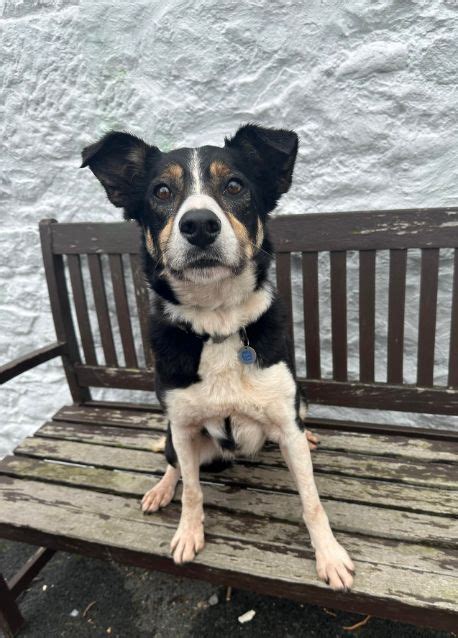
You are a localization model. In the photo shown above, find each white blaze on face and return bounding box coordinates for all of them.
[166,148,241,278]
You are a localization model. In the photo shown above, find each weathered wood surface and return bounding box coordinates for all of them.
[0,476,457,618]
[50,209,458,255]
[15,435,458,490]
[2,452,455,518]
[39,418,458,464]
[1,455,456,549]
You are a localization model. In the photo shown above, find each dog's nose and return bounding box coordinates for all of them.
[179,209,221,248]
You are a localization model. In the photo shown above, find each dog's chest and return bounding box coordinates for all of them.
[166,335,296,425]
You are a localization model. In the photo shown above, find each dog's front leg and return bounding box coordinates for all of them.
[279,426,354,590]
[169,424,205,564]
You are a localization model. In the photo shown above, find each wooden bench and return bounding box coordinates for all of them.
[1,210,457,636]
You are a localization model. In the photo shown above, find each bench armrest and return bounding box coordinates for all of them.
[0,341,66,385]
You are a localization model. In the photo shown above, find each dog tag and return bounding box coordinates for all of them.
[238,345,257,365]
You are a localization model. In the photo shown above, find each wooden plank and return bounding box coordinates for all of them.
[275,252,294,351]
[87,254,118,367]
[67,254,98,365]
[449,248,458,387]
[109,254,138,368]
[51,208,458,255]
[36,420,458,464]
[8,547,55,598]
[14,436,458,490]
[53,404,165,429]
[302,252,321,378]
[0,463,456,571]
[359,250,376,382]
[330,251,347,381]
[0,573,24,638]
[300,378,458,414]
[75,364,155,391]
[39,219,90,402]
[130,254,154,368]
[53,402,458,441]
[387,249,407,384]
[1,453,455,529]
[417,248,439,386]
[0,476,457,632]
[0,342,65,385]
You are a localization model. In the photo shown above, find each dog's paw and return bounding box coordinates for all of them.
[141,481,175,513]
[315,541,355,591]
[171,522,205,564]
[305,429,320,451]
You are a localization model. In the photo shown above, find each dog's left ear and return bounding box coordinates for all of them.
[81,131,159,217]
[225,124,298,197]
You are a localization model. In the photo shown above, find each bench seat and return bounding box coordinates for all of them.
[1,400,457,632]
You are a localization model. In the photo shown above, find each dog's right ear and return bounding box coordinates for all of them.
[81,131,159,214]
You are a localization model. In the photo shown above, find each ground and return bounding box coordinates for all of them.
[0,540,453,638]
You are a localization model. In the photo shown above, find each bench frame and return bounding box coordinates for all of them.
[1,209,458,635]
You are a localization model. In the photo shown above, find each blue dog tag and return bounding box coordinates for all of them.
[238,345,257,365]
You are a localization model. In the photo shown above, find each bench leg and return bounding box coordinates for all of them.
[0,546,55,637]
[0,573,25,638]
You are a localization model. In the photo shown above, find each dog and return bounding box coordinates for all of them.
[81,124,354,590]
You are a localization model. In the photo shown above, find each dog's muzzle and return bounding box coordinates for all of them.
[179,208,221,249]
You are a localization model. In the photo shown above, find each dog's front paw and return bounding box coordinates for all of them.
[141,481,175,513]
[171,522,205,564]
[315,541,355,591]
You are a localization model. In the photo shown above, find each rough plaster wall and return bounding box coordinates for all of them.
[1,0,458,457]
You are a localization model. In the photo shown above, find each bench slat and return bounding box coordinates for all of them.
[387,249,407,384]
[109,254,138,368]
[87,254,118,367]
[129,254,154,368]
[449,248,458,387]
[417,248,439,387]
[275,252,294,357]
[359,250,376,382]
[0,475,456,630]
[330,251,347,381]
[39,419,458,464]
[14,436,458,491]
[67,254,98,366]
[302,252,321,378]
[1,456,456,549]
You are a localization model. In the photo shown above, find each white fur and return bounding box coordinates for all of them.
[164,265,273,337]
[165,149,240,275]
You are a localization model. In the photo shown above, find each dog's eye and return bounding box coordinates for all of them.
[225,179,243,196]
[154,184,172,201]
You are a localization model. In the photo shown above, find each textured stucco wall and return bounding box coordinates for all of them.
[1,0,458,457]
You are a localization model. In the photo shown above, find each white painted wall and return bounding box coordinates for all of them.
[1,0,458,457]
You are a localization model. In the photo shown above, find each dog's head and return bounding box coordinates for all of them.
[81,124,298,286]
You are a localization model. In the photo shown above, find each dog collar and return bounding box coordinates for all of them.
[210,327,257,365]
[177,323,257,365]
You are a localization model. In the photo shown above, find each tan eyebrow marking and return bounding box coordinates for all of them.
[210,160,232,178]
[160,163,184,186]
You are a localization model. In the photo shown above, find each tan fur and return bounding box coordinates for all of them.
[145,228,155,257]
[161,163,184,187]
[256,216,264,248]
[226,212,252,256]
[209,160,231,178]
[158,217,174,255]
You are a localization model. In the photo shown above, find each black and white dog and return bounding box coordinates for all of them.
[81,124,354,590]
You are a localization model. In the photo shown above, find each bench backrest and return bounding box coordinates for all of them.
[39,207,458,416]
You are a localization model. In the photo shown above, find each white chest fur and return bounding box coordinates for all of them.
[166,335,297,439]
